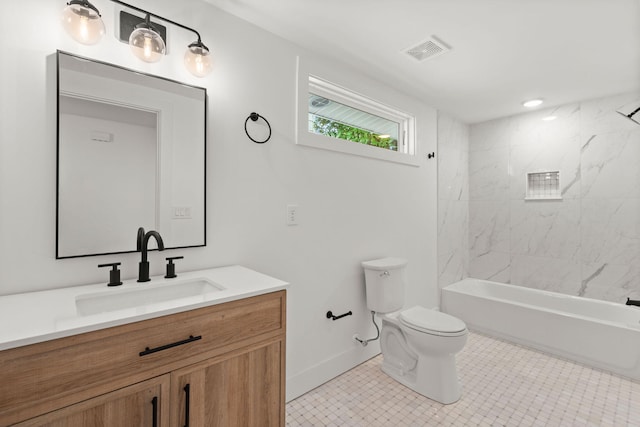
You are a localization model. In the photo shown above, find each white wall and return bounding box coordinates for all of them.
[0,0,438,401]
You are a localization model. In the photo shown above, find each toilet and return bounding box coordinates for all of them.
[362,257,468,404]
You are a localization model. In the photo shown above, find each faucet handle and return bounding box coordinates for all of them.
[165,256,184,279]
[98,262,123,287]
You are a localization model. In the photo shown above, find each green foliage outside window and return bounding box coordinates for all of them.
[310,115,398,151]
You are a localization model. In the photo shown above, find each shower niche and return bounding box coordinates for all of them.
[525,171,562,200]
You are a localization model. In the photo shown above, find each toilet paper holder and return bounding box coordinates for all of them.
[326,310,352,321]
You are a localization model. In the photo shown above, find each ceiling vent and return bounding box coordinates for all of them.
[404,36,450,62]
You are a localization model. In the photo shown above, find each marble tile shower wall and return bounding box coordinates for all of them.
[437,113,470,288]
[468,92,640,303]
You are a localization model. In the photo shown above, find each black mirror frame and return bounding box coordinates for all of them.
[55,50,207,259]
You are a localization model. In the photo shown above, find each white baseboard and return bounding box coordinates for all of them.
[286,342,381,402]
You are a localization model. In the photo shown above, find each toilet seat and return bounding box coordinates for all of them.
[399,306,467,337]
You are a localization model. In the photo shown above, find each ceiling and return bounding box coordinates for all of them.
[203,0,640,124]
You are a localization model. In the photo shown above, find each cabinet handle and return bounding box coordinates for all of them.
[151,396,158,427]
[139,335,202,356]
[183,383,191,427]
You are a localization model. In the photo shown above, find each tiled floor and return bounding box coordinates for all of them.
[286,332,640,426]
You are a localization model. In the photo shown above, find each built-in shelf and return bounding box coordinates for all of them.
[525,171,562,200]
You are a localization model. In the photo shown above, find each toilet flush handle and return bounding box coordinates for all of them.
[380,270,390,277]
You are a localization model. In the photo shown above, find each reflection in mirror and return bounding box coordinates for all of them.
[57,51,206,258]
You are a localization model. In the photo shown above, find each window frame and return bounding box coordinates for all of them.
[296,64,419,166]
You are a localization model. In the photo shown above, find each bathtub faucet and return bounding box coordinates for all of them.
[625,298,640,307]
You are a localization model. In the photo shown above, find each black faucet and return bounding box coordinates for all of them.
[137,227,145,251]
[137,227,165,282]
[626,298,640,307]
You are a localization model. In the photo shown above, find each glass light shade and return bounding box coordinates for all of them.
[129,27,166,63]
[61,1,105,45]
[184,43,212,77]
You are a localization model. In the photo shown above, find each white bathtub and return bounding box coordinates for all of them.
[442,278,640,380]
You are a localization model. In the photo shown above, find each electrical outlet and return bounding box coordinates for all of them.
[286,204,298,226]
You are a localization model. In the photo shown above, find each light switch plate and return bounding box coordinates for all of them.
[286,204,298,226]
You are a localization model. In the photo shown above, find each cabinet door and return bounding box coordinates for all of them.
[15,375,170,427]
[171,340,284,427]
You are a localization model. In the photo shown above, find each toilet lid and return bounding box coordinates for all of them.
[361,257,408,270]
[399,306,467,334]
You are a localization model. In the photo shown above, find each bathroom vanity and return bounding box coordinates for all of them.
[0,266,287,426]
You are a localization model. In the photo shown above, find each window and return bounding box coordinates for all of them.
[297,73,418,166]
[309,93,400,152]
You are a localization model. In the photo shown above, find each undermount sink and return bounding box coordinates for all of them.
[76,278,224,316]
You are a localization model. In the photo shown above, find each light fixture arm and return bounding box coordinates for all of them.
[109,0,203,46]
[67,0,101,16]
[142,13,151,28]
[188,37,209,52]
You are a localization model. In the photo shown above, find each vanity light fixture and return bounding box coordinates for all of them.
[522,99,543,108]
[128,13,166,63]
[61,0,106,45]
[61,0,213,77]
[184,38,213,77]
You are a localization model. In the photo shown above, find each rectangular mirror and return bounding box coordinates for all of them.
[57,51,206,258]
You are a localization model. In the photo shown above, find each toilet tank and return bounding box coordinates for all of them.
[361,257,408,313]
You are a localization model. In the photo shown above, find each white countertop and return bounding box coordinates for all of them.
[0,265,288,351]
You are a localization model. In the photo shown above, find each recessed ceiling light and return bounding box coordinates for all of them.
[542,115,557,121]
[522,99,543,108]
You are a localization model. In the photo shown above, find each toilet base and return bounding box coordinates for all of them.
[378,310,466,405]
[381,352,462,405]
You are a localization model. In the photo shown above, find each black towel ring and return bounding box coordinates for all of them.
[244,112,271,144]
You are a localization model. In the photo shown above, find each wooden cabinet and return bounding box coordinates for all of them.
[0,290,286,427]
[14,376,170,427]
[170,340,283,427]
